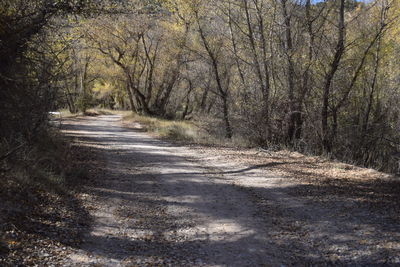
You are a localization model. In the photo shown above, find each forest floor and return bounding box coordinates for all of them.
[2,114,399,266]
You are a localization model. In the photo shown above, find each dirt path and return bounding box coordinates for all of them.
[61,115,283,266]
[61,115,400,266]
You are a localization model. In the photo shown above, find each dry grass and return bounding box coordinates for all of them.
[122,113,204,142]
[57,108,118,118]
[122,113,256,148]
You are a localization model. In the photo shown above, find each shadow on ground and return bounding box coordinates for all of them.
[0,142,94,265]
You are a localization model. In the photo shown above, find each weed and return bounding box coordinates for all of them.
[123,113,198,141]
[122,112,258,148]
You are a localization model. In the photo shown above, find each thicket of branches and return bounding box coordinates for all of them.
[1,0,400,173]
[0,0,138,163]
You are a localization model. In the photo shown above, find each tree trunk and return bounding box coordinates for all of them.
[281,0,297,143]
[222,95,233,139]
[321,0,345,153]
[125,79,137,113]
[243,0,271,139]
[197,13,232,138]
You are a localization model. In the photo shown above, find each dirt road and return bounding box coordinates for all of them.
[61,115,400,266]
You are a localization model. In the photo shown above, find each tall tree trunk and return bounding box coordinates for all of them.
[125,78,137,113]
[321,0,345,153]
[227,2,248,104]
[281,0,297,143]
[196,13,232,138]
[295,0,315,141]
[222,95,233,139]
[243,0,270,138]
[199,75,211,113]
[362,39,381,136]
[360,27,384,158]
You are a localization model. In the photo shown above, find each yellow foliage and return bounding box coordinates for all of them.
[387,0,400,39]
[92,82,114,98]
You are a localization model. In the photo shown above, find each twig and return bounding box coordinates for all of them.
[256,147,272,156]
[0,143,26,162]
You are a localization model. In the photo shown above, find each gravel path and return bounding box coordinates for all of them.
[61,115,284,266]
[60,115,400,266]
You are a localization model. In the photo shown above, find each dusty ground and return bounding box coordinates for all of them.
[34,115,400,265]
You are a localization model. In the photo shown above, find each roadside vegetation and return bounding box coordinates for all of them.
[0,130,93,265]
[123,112,246,147]
[123,110,400,181]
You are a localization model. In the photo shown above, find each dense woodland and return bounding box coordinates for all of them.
[1,0,400,172]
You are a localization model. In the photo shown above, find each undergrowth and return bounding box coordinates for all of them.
[123,113,234,146]
[123,113,190,139]
[123,113,273,149]
[58,108,116,118]
[0,130,92,265]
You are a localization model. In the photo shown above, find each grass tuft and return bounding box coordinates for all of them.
[123,113,198,142]
[122,112,255,148]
